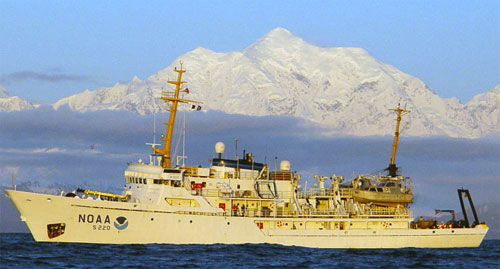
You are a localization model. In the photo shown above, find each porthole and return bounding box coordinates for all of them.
[190,220,193,223]
[227,222,230,225]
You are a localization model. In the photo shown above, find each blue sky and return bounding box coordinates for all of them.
[1,0,499,103]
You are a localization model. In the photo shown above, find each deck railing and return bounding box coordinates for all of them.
[297,188,353,199]
[222,207,409,219]
[195,188,295,200]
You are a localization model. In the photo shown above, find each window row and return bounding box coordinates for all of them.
[126,177,147,185]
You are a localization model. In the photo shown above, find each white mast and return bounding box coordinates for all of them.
[180,100,187,167]
[175,94,188,167]
[146,89,160,165]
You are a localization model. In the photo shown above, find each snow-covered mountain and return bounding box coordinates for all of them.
[0,85,37,112]
[53,28,499,138]
[465,85,500,136]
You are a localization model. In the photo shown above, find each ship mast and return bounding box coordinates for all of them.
[387,103,410,177]
[153,63,202,168]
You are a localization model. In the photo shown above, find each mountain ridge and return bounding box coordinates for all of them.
[4,28,499,138]
[0,85,37,112]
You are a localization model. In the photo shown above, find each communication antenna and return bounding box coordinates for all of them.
[264,144,268,165]
[182,100,186,167]
[146,85,160,165]
[175,91,188,167]
[235,138,239,178]
[400,104,411,134]
[400,121,410,134]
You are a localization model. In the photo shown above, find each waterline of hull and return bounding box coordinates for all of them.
[6,190,487,248]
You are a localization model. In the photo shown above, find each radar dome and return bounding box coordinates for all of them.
[215,142,225,153]
[280,160,291,171]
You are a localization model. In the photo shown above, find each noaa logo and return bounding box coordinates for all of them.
[114,216,128,230]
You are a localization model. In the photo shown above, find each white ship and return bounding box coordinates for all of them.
[6,65,488,248]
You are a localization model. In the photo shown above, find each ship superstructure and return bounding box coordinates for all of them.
[6,66,488,248]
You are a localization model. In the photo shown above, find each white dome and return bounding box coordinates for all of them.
[215,142,225,153]
[280,160,291,171]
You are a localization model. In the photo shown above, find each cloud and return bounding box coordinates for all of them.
[0,70,92,83]
[0,108,498,218]
[31,147,67,153]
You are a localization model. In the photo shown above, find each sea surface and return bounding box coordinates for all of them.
[1,234,498,268]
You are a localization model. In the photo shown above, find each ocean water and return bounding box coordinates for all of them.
[1,234,498,268]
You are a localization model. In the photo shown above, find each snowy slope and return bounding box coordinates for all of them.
[54,76,166,114]
[465,85,500,136]
[53,28,499,138]
[0,86,37,112]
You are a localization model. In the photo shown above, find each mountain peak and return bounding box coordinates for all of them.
[259,27,303,43]
[265,27,295,38]
[132,76,141,83]
[38,29,499,138]
[0,85,36,112]
[245,27,306,53]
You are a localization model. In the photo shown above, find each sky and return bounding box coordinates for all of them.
[0,0,498,103]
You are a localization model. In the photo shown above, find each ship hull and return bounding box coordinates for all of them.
[6,190,488,248]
